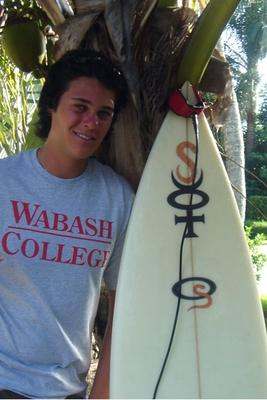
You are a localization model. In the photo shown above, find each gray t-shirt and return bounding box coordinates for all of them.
[0,149,134,398]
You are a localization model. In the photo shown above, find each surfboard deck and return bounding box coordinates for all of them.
[110,84,267,399]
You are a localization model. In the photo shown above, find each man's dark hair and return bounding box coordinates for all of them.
[37,49,129,138]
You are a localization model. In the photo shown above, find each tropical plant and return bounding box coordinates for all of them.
[246,93,267,197]
[246,220,267,239]
[261,296,267,316]
[2,0,48,28]
[245,225,267,281]
[226,0,266,154]
[220,0,267,220]
[0,40,40,157]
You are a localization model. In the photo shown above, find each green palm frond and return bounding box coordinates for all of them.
[176,0,241,87]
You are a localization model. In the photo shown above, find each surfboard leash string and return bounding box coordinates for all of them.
[153,107,201,399]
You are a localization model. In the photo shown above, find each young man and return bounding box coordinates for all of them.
[0,49,134,398]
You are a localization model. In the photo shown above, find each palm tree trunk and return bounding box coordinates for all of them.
[215,40,246,222]
[222,86,246,222]
[245,77,257,155]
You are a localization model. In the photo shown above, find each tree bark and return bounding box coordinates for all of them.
[245,76,257,155]
[214,40,246,222]
[222,86,246,222]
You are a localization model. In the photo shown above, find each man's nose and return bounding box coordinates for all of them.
[83,113,99,128]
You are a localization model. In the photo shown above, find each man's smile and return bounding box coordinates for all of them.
[73,130,97,142]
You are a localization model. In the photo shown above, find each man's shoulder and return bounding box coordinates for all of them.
[0,150,31,165]
[0,150,33,180]
[89,158,134,197]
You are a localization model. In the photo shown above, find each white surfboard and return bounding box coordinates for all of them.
[110,84,267,399]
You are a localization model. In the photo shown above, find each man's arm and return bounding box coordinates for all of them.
[90,290,116,399]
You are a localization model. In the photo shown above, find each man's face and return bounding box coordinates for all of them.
[48,76,116,161]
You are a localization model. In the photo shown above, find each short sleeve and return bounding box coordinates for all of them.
[103,182,134,290]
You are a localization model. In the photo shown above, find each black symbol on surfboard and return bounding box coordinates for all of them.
[172,277,217,301]
[167,171,209,238]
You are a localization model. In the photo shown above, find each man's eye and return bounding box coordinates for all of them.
[75,104,86,112]
[98,110,113,121]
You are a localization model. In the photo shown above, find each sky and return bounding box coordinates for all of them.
[258,58,267,88]
[256,58,267,110]
[222,26,267,109]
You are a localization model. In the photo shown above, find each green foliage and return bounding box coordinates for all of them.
[245,220,267,240]
[0,40,41,156]
[3,0,49,29]
[0,2,52,155]
[246,196,267,221]
[245,94,267,197]
[223,0,266,209]
[246,152,267,197]
[258,93,267,129]
[261,296,267,315]
[176,0,241,87]
[22,108,44,151]
[245,225,267,281]
[228,0,266,114]
[229,0,266,60]
[1,1,55,76]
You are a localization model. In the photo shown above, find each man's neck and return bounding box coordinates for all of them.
[37,146,88,179]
